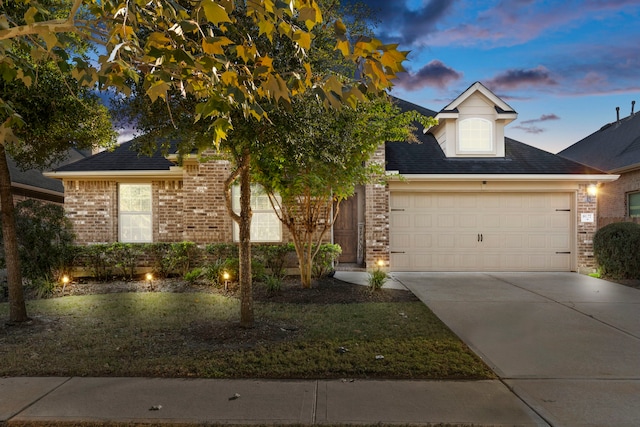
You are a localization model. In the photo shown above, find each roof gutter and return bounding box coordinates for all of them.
[608,162,640,174]
[43,167,184,180]
[386,172,619,183]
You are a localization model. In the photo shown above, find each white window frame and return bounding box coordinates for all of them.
[629,191,640,218]
[118,183,153,243]
[458,117,494,154]
[232,184,282,242]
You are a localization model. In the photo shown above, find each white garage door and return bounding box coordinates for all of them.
[390,192,573,271]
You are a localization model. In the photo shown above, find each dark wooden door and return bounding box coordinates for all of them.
[333,196,358,263]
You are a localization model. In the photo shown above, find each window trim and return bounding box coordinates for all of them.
[457,117,494,154]
[628,191,640,218]
[118,183,153,243]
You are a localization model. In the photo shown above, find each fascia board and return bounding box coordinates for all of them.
[43,168,184,180]
[609,162,640,174]
[11,182,63,197]
[386,173,620,183]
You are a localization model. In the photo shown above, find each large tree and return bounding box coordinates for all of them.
[2,0,408,326]
[0,1,116,323]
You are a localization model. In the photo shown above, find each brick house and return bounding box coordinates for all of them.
[45,82,617,273]
[559,104,640,229]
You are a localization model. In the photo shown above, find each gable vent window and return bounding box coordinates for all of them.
[119,184,152,243]
[629,192,640,218]
[458,118,493,153]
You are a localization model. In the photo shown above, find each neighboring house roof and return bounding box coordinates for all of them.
[9,148,89,199]
[558,111,640,173]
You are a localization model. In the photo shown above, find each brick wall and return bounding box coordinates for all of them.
[577,183,598,273]
[597,169,640,227]
[154,180,184,242]
[181,160,233,243]
[364,145,389,268]
[63,180,117,244]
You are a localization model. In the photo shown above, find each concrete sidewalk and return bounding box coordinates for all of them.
[0,377,547,426]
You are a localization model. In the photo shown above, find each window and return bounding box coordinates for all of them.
[232,184,281,242]
[458,118,493,153]
[629,192,640,218]
[119,184,152,242]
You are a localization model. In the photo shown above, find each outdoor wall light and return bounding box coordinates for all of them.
[587,184,597,203]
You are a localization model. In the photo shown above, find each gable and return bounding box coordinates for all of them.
[430,82,517,158]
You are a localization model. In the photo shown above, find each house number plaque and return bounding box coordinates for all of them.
[581,213,594,223]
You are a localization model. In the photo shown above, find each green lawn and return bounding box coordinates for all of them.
[0,292,494,379]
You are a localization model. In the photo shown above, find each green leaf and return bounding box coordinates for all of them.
[202,0,232,25]
[146,80,171,102]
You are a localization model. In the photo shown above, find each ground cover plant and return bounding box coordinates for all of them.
[0,277,494,380]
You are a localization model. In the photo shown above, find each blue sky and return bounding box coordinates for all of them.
[343,0,640,153]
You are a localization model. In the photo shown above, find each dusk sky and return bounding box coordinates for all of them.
[344,0,640,153]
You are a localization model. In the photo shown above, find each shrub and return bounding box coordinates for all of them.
[2,200,76,283]
[593,222,640,279]
[312,244,342,278]
[144,243,173,278]
[205,243,238,262]
[167,242,202,277]
[81,244,114,281]
[253,243,294,279]
[107,243,143,280]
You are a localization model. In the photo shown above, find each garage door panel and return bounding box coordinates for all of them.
[390,192,573,272]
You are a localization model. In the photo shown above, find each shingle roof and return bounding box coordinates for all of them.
[10,149,88,193]
[53,139,175,172]
[388,96,603,175]
[386,127,605,175]
[558,112,640,172]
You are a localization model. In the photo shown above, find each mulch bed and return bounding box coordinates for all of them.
[1,274,419,305]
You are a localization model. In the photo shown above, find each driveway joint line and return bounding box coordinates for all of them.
[485,273,640,341]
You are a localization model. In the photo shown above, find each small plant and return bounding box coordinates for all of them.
[28,277,58,299]
[184,267,204,285]
[368,269,388,291]
[263,274,283,293]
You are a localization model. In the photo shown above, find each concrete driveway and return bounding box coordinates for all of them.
[393,272,640,427]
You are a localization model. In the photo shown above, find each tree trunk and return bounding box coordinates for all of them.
[238,155,253,327]
[0,145,28,323]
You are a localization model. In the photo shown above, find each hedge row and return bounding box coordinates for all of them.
[69,242,341,284]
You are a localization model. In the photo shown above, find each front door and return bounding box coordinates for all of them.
[333,196,359,264]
